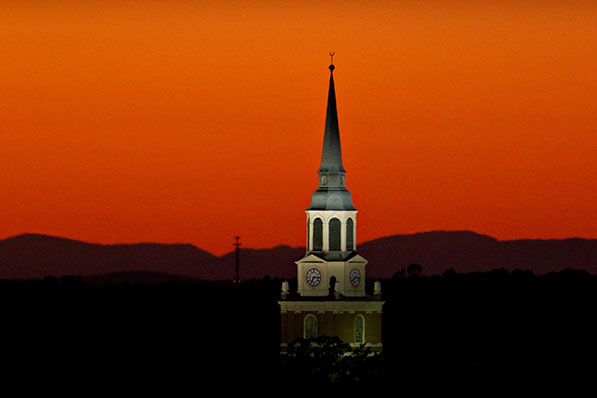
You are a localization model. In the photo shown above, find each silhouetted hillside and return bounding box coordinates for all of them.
[0,233,220,279]
[1,231,597,280]
[360,231,597,278]
[82,270,202,286]
[218,245,302,280]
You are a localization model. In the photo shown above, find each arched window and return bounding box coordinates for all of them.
[313,218,323,251]
[355,315,365,344]
[329,218,341,251]
[346,218,354,251]
[304,315,318,340]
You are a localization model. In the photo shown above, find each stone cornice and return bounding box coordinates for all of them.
[278,300,384,313]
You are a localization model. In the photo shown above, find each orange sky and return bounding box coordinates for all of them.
[1,1,596,255]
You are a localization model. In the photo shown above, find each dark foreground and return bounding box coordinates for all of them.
[2,269,597,395]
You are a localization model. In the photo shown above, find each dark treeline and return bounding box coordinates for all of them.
[382,268,597,396]
[2,269,597,395]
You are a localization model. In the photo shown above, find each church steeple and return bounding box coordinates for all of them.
[298,59,367,294]
[308,61,355,211]
[319,63,345,176]
[279,59,383,355]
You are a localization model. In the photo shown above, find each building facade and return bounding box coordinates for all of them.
[279,62,383,352]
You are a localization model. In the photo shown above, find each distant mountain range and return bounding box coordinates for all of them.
[1,231,596,281]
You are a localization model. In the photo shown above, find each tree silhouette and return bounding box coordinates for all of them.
[407,263,423,277]
[282,336,381,391]
[392,267,406,279]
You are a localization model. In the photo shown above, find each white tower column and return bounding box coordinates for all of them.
[340,219,347,251]
[353,218,357,250]
[323,220,329,251]
[307,214,312,251]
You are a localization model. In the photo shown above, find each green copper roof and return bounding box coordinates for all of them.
[319,65,345,174]
[308,63,356,211]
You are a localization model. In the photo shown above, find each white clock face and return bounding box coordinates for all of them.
[349,268,361,287]
[306,268,322,287]
[320,175,327,185]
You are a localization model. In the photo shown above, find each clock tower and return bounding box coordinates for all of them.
[279,61,384,352]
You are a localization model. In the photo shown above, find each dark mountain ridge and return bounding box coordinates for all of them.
[359,231,597,278]
[1,231,596,281]
[0,233,219,280]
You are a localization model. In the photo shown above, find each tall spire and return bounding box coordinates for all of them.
[319,62,345,175]
[307,59,355,212]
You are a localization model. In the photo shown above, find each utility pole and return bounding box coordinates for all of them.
[233,236,241,283]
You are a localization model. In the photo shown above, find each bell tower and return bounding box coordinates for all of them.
[297,61,368,298]
[279,59,383,353]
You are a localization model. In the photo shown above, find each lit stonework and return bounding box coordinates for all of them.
[279,61,384,353]
[279,300,383,351]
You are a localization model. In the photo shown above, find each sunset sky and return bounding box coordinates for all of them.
[1,1,596,255]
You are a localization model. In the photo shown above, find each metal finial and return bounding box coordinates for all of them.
[329,52,335,65]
